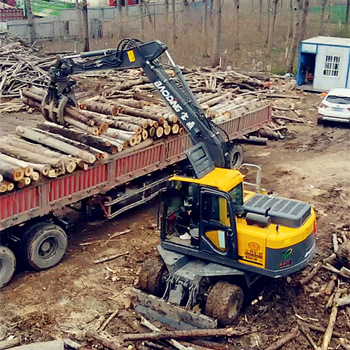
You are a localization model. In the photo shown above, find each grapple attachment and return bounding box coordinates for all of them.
[41,59,77,126]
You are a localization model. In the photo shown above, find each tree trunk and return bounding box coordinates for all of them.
[172,0,176,45]
[211,0,222,67]
[346,0,350,24]
[286,0,302,72]
[267,0,280,54]
[299,0,309,41]
[164,0,168,20]
[319,0,327,34]
[234,0,240,51]
[24,0,35,44]
[203,0,209,57]
[139,0,144,41]
[265,0,271,45]
[285,0,294,52]
[258,0,262,31]
[76,0,83,45]
[82,0,89,52]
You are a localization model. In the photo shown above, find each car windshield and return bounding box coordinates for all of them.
[326,95,350,104]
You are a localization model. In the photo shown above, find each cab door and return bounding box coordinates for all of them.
[199,189,238,260]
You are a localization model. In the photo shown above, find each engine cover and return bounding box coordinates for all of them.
[243,194,311,228]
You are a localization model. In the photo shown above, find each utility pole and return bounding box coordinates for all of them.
[24,0,35,44]
[82,0,90,52]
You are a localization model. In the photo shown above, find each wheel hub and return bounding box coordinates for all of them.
[39,238,58,259]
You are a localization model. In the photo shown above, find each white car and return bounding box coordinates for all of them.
[318,88,350,124]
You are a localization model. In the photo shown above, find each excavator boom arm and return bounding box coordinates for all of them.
[47,39,227,168]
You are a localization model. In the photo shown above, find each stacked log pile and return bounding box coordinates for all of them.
[0,66,300,193]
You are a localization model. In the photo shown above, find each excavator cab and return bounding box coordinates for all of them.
[159,165,316,279]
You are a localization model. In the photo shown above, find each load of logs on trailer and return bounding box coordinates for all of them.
[0,62,303,194]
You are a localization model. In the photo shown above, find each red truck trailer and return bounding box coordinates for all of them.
[0,104,271,288]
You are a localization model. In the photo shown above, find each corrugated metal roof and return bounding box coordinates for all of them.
[303,36,350,47]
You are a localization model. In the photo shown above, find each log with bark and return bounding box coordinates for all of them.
[35,122,116,154]
[123,327,247,342]
[0,142,66,175]
[6,135,76,173]
[0,159,24,182]
[15,126,96,164]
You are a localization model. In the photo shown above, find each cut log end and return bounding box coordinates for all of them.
[2,180,14,192]
[155,127,164,139]
[171,124,180,134]
[30,171,40,181]
[0,182,7,193]
[163,125,171,136]
[141,129,148,141]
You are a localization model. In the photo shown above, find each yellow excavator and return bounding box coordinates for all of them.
[45,38,317,327]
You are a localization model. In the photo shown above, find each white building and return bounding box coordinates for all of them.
[297,36,350,92]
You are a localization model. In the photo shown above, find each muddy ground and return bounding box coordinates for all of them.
[0,90,350,349]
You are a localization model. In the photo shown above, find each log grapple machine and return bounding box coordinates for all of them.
[44,38,317,326]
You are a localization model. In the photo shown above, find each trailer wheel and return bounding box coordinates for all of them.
[22,222,68,271]
[0,246,16,289]
[138,256,168,297]
[205,281,244,326]
[226,144,243,169]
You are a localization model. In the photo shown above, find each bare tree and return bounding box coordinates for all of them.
[299,0,309,41]
[267,0,280,54]
[24,0,35,44]
[82,0,89,51]
[139,0,145,41]
[320,0,327,34]
[211,0,223,67]
[258,0,262,31]
[203,0,209,57]
[165,0,169,21]
[286,0,302,72]
[234,0,240,51]
[265,0,271,45]
[346,0,350,24]
[172,0,176,45]
[285,0,294,56]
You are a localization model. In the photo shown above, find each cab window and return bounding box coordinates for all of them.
[228,183,243,207]
[202,192,231,227]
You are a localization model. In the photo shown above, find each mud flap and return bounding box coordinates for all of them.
[131,288,217,330]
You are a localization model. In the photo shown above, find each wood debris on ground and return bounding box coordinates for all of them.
[0,33,50,99]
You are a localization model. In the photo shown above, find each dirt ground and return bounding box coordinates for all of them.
[1,90,350,349]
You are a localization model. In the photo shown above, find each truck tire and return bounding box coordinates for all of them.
[22,222,68,271]
[0,246,16,289]
[138,256,168,297]
[226,144,243,169]
[205,281,244,325]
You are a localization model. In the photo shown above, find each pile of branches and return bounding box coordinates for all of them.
[0,33,50,98]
